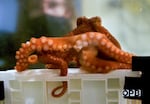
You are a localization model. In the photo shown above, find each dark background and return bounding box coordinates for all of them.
[0,0,81,70]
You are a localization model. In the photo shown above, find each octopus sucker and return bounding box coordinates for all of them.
[51,44,56,50]
[31,44,36,50]
[30,37,37,44]
[76,40,82,46]
[81,34,87,40]
[57,45,62,49]
[100,38,107,46]
[68,44,72,49]
[97,67,102,72]
[82,41,89,47]
[106,43,111,49]
[40,36,47,44]
[86,62,91,67]
[19,48,24,53]
[28,55,38,64]
[15,55,20,59]
[43,44,49,51]
[36,45,42,52]
[89,32,95,38]
[16,51,20,55]
[21,43,27,48]
[96,34,102,40]
[62,44,68,50]
[26,41,31,45]
[105,66,110,70]
[110,46,115,52]
[47,39,53,46]
[20,55,24,58]
[91,65,96,69]
[83,55,88,60]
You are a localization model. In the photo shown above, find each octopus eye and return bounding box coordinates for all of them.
[28,55,38,64]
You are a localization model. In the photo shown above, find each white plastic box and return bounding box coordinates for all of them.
[0,68,141,104]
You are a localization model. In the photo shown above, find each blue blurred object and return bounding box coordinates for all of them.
[0,60,4,66]
[0,0,19,33]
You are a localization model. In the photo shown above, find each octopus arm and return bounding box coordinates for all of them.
[38,54,68,97]
[51,82,67,97]
[80,55,131,73]
[96,36,133,64]
[79,46,131,73]
[38,54,68,76]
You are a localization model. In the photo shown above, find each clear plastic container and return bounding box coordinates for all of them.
[0,68,141,104]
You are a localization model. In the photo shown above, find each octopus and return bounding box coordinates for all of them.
[14,16,134,98]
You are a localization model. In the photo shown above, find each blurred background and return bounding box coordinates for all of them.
[0,0,150,70]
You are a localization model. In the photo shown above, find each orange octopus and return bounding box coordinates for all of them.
[14,16,134,97]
